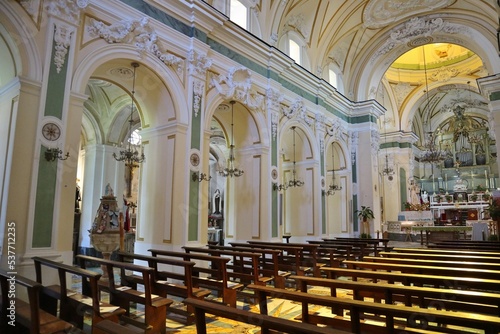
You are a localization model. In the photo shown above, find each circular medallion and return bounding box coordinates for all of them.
[190,152,200,167]
[42,122,61,141]
[271,166,278,183]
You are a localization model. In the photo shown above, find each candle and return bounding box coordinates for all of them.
[471,173,474,188]
[485,170,488,189]
[445,174,447,188]
[432,175,435,191]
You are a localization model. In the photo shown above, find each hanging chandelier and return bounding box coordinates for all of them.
[381,154,395,179]
[418,46,447,165]
[287,126,304,188]
[324,143,342,196]
[219,100,244,177]
[113,62,145,168]
[381,120,394,179]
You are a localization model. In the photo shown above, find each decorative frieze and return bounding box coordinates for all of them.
[372,17,468,61]
[87,18,184,76]
[209,67,263,110]
[45,0,88,23]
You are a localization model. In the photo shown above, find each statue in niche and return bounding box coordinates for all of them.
[213,189,221,214]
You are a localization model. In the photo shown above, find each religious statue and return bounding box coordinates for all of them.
[213,189,221,214]
[409,180,421,205]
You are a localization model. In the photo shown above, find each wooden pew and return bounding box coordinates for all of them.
[94,320,143,334]
[379,250,500,263]
[291,275,500,316]
[319,239,376,258]
[229,242,311,277]
[249,283,500,334]
[429,242,500,251]
[148,248,243,307]
[333,237,391,253]
[76,254,173,334]
[391,247,500,257]
[320,267,500,292]
[183,298,341,334]
[33,256,126,333]
[363,255,500,271]
[0,268,75,334]
[342,259,500,281]
[247,241,328,276]
[207,245,290,288]
[114,251,211,324]
[182,246,272,302]
[307,240,365,260]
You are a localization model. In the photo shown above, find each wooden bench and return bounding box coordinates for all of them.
[33,256,126,332]
[249,283,500,334]
[207,245,290,288]
[429,242,500,251]
[229,242,311,277]
[333,237,391,253]
[363,255,500,271]
[148,248,243,307]
[182,246,272,302]
[183,297,341,334]
[115,251,211,324]
[76,254,173,334]
[0,268,75,334]
[391,247,500,257]
[320,267,500,292]
[291,275,500,317]
[93,320,143,334]
[342,259,500,281]
[379,250,500,263]
[307,240,364,260]
[318,239,375,257]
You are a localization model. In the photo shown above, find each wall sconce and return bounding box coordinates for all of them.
[192,171,212,182]
[44,148,69,162]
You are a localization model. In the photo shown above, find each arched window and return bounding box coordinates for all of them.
[230,0,247,29]
[279,31,310,70]
[328,63,344,94]
[129,129,142,145]
[289,39,301,64]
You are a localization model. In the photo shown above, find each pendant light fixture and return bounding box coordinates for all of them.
[113,62,145,168]
[219,100,244,177]
[324,143,343,196]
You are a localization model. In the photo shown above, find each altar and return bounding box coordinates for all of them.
[412,225,472,246]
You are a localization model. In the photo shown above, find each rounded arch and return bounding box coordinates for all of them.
[351,16,500,102]
[278,121,316,164]
[0,3,42,82]
[71,44,189,127]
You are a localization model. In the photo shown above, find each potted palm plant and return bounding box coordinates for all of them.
[355,206,374,237]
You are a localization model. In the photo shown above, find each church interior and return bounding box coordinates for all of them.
[1,0,500,333]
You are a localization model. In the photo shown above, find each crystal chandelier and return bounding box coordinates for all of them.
[418,46,447,165]
[219,100,244,177]
[324,143,343,196]
[113,62,145,168]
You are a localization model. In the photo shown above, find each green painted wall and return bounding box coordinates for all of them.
[32,146,57,247]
